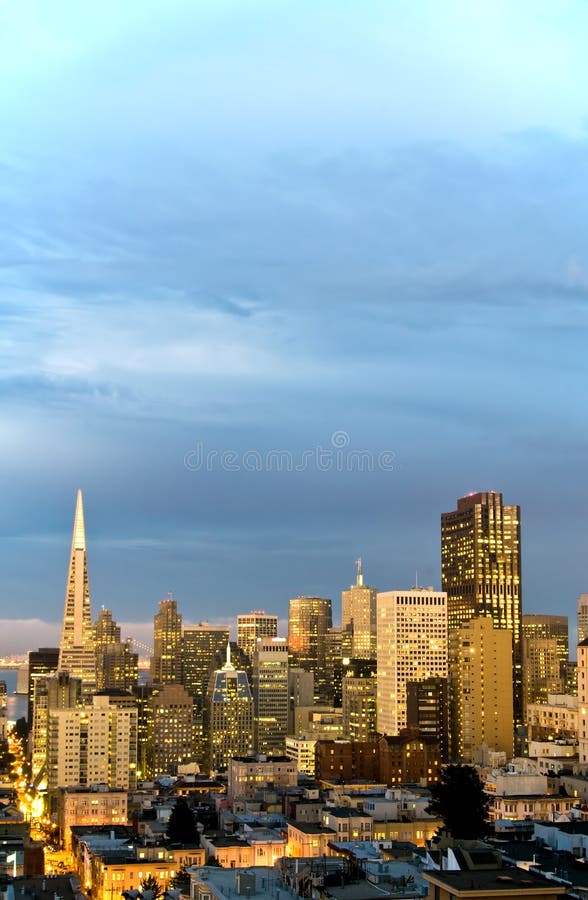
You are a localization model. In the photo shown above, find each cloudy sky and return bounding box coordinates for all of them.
[1,0,587,653]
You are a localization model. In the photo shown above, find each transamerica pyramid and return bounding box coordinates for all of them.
[58,489,96,693]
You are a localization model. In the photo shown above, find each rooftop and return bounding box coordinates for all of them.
[424,868,566,894]
[188,866,279,900]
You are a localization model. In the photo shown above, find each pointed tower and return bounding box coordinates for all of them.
[341,560,377,659]
[58,490,96,693]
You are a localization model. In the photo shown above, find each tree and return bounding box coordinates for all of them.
[140,875,164,900]
[426,765,490,840]
[169,867,190,890]
[167,798,199,845]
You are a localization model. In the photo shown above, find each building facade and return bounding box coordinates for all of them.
[237,613,278,661]
[341,560,378,659]
[288,596,333,704]
[377,587,448,737]
[252,637,289,754]
[441,491,522,730]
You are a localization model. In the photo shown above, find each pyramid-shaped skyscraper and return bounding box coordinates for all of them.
[58,489,96,693]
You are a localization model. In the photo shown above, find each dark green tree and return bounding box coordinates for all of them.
[426,765,490,840]
[140,875,164,899]
[169,867,190,890]
[167,798,199,845]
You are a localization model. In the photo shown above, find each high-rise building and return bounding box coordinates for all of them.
[342,659,377,742]
[99,641,139,692]
[237,613,278,661]
[288,596,332,703]
[46,694,137,792]
[449,616,514,763]
[377,587,448,737]
[323,625,353,706]
[182,623,230,707]
[288,668,314,734]
[523,614,568,681]
[577,637,588,771]
[578,596,588,645]
[151,597,182,685]
[206,645,254,773]
[252,637,289,754]
[27,647,59,726]
[150,683,194,777]
[94,607,121,649]
[406,676,449,762]
[32,671,82,779]
[58,490,96,694]
[522,637,564,713]
[441,491,522,728]
[342,560,377,659]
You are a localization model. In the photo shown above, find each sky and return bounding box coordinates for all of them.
[1,0,588,654]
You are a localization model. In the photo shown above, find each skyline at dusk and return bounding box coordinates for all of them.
[2,1,588,634]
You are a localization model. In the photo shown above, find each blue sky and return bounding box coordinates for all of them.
[1,0,588,650]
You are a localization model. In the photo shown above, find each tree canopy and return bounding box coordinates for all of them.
[167,798,199,845]
[426,765,490,840]
[140,875,163,900]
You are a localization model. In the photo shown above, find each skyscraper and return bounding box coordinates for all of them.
[58,490,96,694]
[449,616,514,763]
[377,587,448,737]
[578,595,588,645]
[342,659,377,742]
[237,612,278,661]
[252,637,289,754]
[288,596,332,703]
[341,560,377,659]
[151,596,182,685]
[27,647,59,726]
[441,491,522,727]
[522,614,568,680]
[150,683,194,777]
[182,623,230,705]
[206,645,254,773]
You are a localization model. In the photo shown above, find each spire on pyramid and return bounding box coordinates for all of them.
[72,488,86,551]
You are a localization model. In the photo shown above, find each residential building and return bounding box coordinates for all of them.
[526,694,578,742]
[58,786,128,850]
[46,693,138,792]
[449,616,514,763]
[227,754,297,800]
[579,594,588,645]
[285,736,317,776]
[578,637,588,771]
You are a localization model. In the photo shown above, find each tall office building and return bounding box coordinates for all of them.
[58,490,96,694]
[288,596,332,703]
[206,645,254,773]
[150,683,194,777]
[441,491,522,727]
[449,616,514,763]
[406,676,449,762]
[324,625,353,706]
[377,587,448,737]
[237,613,278,661]
[252,637,289,754]
[288,668,314,734]
[579,596,588,646]
[182,623,230,706]
[522,637,564,713]
[94,608,120,650]
[522,614,568,680]
[341,560,377,659]
[150,597,182,685]
[27,647,59,726]
[342,659,377,742]
[99,641,139,692]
